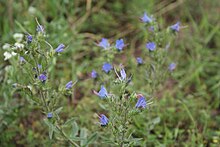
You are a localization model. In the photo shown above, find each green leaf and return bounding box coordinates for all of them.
[44,119,54,139]
[70,137,84,141]
[63,117,77,126]
[152,117,160,124]
[80,128,88,146]
[48,126,54,139]
[44,119,59,139]
[84,132,98,146]
[55,107,63,114]
[0,110,4,114]
[15,20,28,33]
[70,121,79,138]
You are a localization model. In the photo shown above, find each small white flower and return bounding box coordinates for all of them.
[14,42,24,49]
[11,51,17,56]
[28,6,37,14]
[27,85,32,90]
[3,51,17,60]
[4,52,12,60]
[2,43,11,50]
[13,33,24,42]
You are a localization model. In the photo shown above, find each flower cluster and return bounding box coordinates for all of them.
[88,12,180,145]
[97,38,126,51]
[4,10,181,146]
[5,20,80,146]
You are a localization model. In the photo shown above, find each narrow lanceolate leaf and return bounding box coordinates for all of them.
[49,125,54,139]
[55,107,63,114]
[80,128,88,146]
[63,117,77,126]
[84,132,98,146]
[44,119,59,139]
[70,121,79,138]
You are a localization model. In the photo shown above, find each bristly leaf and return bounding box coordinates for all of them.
[48,125,54,139]
[80,128,88,146]
[63,117,77,126]
[44,119,59,139]
[70,121,79,138]
[83,132,98,146]
[55,107,63,114]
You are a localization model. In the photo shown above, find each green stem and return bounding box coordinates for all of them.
[56,124,79,147]
[119,85,128,147]
[120,101,129,147]
[40,90,49,112]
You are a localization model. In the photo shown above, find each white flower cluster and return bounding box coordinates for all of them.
[3,51,17,60]
[13,33,24,42]
[3,33,25,60]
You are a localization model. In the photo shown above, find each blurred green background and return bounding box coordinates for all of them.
[0,0,220,146]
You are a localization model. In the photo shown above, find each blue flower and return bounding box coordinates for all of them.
[140,12,153,23]
[47,112,53,119]
[38,73,47,82]
[27,35,33,43]
[136,57,143,65]
[102,63,113,73]
[20,56,26,63]
[148,26,154,32]
[115,39,125,51]
[99,114,109,126]
[146,42,156,51]
[38,64,42,69]
[55,44,65,53]
[168,63,176,71]
[135,96,147,108]
[170,22,180,32]
[120,68,126,80]
[98,85,108,99]
[91,70,98,79]
[36,25,44,33]
[65,81,73,89]
[98,38,110,49]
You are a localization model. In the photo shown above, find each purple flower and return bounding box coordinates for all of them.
[120,68,126,80]
[136,57,143,65]
[65,81,73,89]
[99,114,108,126]
[98,85,108,99]
[38,73,47,82]
[98,38,110,49]
[115,39,125,51]
[168,63,176,71]
[170,22,180,32]
[140,12,153,23]
[27,35,33,43]
[47,112,53,119]
[91,70,98,79]
[102,63,113,73]
[38,64,42,69]
[20,56,26,63]
[55,44,65,53]
[36,25,44,33]
[146,42,156,51]
[149,26,154,32]
[135,96,147,108]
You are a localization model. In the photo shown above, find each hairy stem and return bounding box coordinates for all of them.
[56,124,79,147]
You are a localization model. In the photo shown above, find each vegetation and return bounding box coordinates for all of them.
[0,0,220,146]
